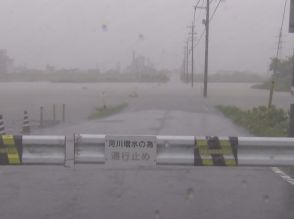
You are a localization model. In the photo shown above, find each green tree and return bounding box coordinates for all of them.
[267,55,293,91]
[269,55,293,77]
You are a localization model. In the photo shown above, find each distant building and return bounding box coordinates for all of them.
[0,49,13,74]
[126,54,156,78]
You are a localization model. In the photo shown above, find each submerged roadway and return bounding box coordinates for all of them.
[0,80,293,219]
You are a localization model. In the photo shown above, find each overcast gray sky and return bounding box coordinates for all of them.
[0,0,293,74]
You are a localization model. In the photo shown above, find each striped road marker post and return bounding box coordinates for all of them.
[0,115,5,135]
[22,111,30,134]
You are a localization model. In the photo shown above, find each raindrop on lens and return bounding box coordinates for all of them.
[154,209,160,219]
[139,33,144,40]
[186,188,194,201]
[241,179,247,189]
[101,24,108,32]
[116,193,122,200]
[263,195,270,203]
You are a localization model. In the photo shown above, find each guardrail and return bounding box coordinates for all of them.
[74,134,105,164]
[0,135,65,165]
[74,134,294,167]
[238,137,294,166]
[23,135,65,165]
[1,134,294,167]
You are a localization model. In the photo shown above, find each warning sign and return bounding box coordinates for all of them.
[105,135,157,167]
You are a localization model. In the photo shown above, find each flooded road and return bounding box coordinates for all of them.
[0,81,291,133]
[0,80,293,219]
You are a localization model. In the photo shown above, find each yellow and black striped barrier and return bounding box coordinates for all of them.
[194,136,238,166]
[0,135,22,165]
[0,115,5,135]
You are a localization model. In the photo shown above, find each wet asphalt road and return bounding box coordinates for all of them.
[0,81,294,219]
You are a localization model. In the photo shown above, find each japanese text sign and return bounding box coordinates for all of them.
[105,135,157,167]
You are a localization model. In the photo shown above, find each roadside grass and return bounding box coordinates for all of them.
[88,102,128,120]
[217,105,294,178]
[251,75,291,92]
[216,105,288,137]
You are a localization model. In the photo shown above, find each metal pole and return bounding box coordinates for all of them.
[183,47,186,82]
[288,1,294,136]
[288,50,294,137]
[204,0,210,97]
[186,40,189,83]
[191,23,194,88]
[268,53,279,110]
[62,104,66,122]
[268,81,275,109]
[269,0,287,108]
[191,4,198,87]
[40,106,44,128]
[53,104,56,122]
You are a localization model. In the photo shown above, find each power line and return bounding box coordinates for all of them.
[195,30,205,48]
[210,0,222,21]
[275,0,288,58]
[193,0,201,26]
[268,0,288,109]
[186,0,201,55]
[195,0,222,47]
[196,0,206,21]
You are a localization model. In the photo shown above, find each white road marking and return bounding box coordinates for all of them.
[272,167,294,186]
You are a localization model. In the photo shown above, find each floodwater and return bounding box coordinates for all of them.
[0,80,291,134]
[1,80,294,219]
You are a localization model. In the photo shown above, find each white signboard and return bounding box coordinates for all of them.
[290,0,294,33]
[105,135,157,167]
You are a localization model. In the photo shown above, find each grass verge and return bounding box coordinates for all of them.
[251,75,291,92]
[217,105,294,177]
[88,102,128,120]
[216,105,288,137]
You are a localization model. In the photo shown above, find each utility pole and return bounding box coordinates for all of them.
[203,0,210,97]
[268,31,282,109]
[187,2,199,88]
[191,23,195,88]
[183,46,186,82]
[186,39,189,83]
[269,0,288,109]
[187,25,196,88]
[289,50,294,137]
[288,0,294,137]
[191,4,198,88]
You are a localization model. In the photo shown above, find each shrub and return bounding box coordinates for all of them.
[216,105,288,137]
